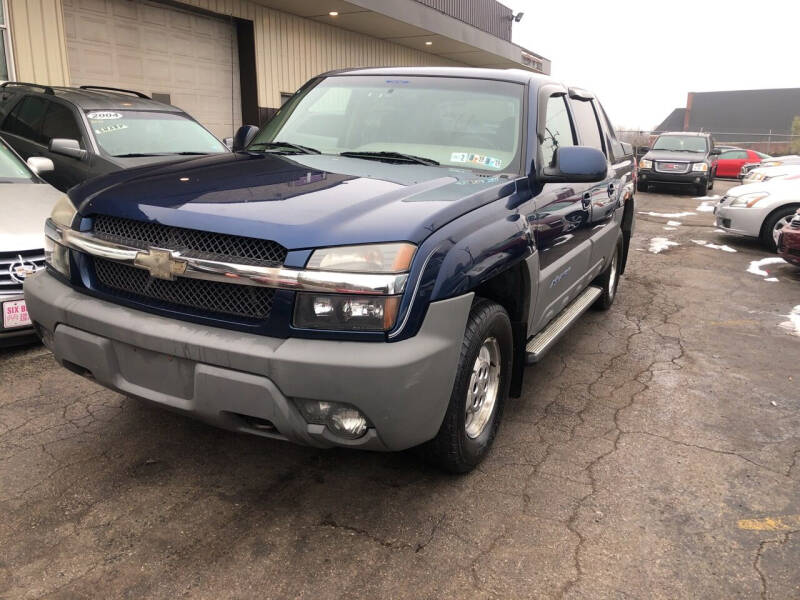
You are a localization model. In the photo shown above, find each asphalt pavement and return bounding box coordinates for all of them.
[1,180,798,599]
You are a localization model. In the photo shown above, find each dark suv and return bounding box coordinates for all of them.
[0,82,228,191]
[637,131,720,195]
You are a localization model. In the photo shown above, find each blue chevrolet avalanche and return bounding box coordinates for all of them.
[25,67,635,472]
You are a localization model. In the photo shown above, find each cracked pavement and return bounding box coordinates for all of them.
[1,181,798,599]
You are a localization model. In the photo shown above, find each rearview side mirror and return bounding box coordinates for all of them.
[27,156,55,174]
[49,138,87,160]
[539,146,608,184]
[710,148,721,156]
[232,125,259,152]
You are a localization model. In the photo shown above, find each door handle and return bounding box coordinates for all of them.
[581,191,592,209]
[607,182,616,198]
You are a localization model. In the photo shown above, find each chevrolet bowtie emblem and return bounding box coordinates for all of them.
[134,248,187,280]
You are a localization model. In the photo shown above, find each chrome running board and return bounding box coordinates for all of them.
[525,285,603,364]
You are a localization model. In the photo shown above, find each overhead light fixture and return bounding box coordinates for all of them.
[329,11,338,16]
[425,41,433,46]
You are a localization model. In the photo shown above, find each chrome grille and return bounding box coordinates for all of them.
[654,161,690,174]
[93,215,287,266]
[0,250,46,296]
[93,258,274,319]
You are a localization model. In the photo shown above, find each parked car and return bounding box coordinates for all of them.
[0,82,229,192]
[25,67,636,472]
[743,163,800,184]
[0,137,62,346]
[714,178,800,251]
[713,148,770,178]
[777,208,800,266]
[742,155,800,178]
[636,132,719,195]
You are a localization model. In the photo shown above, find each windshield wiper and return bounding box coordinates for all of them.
[112,152,210,157]
[248,141,321,154]
[339,151,439,166]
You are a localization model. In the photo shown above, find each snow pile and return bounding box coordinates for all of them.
[746,257,786,278]
[696,201,716,213]
[666,220,682,227]
[638,211,696,218]
[779,306,800,336]
[691,240,737,252]
[649,237,679,254]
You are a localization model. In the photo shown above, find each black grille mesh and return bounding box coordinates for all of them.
[93,215,287,266]
[94,258,274,319]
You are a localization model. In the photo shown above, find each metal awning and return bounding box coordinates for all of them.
[250,0,550,73]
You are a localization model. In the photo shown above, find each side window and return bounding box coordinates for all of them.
[569,98,604,153]
[41,101,83,146]
[2,96,48,144]
[596,101,626,161]
[540,95,575,167]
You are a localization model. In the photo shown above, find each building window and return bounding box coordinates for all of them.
[0,0,13,82]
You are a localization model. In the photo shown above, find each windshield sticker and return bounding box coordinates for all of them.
[450,152,503,169]
[94,124,128,135]
[87,111,123,120]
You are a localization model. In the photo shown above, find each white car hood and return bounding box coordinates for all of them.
[0,182,63,253]
[726,178,800,200]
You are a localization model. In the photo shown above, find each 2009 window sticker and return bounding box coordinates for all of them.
[87,112,123,120]
[450,152,503,169]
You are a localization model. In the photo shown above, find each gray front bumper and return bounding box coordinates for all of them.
[24,271,473,451]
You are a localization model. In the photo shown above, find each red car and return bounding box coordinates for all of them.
[713,148,771,178]
[778,209,800,266]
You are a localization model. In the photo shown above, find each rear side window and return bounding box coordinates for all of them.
[569,98,604,153]
[2,96,48,144]
[540,95,575,167]
[720,150,748,160]
[41,101,83,146]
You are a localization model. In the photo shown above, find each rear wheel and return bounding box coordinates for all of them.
[760,206,798,252]
[593,237,623,310]
[421,298,512,473]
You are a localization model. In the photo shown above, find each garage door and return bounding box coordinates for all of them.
[63,0,241,140]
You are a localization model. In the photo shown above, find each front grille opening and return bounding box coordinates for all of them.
[93,258,274,320]
[93,215,288,266]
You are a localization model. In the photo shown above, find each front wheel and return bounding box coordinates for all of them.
[593,237,623,310]
[421,298,513,473]
[760,206,798,253]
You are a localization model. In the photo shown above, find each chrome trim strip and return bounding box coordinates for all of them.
[46,220,409,296]
[388,245,440,339]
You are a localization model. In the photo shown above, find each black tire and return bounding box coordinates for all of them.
[695,183,706,196]
[707,177,714,191]
[636,181,647,193]
[420,298,513,473]
[593,237,623,311]
[759,205,799,253]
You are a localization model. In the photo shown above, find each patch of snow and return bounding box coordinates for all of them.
[714,229,726,233]
[691,240,736,252]
[693,195,721,201]
[696,201,716,213]
[747,257,787,277]
[663,226,677,230]
[778,305,800,336]
[666,220,682,227]
[649,237,679,254]
[638,211,697,218]
[765,277,779,282]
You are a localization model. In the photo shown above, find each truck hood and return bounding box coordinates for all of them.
[70,152,516,250]
[643,150,707,162]
[0,182,63,253]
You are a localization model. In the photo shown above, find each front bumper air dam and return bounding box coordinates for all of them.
[638,169,707,187]
[24,270,473,451]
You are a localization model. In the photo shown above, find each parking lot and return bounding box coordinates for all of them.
[1,180,798,599]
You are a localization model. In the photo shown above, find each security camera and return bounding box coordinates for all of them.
[513,12,524,22]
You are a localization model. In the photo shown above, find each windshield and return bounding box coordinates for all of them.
[251,76,525,172]
[86,111,228,157]
[0,141,35,183]
[652,135,708,153]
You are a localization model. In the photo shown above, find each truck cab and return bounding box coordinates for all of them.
[25,67,635,472]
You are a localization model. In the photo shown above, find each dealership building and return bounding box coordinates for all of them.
[0,0,547,138]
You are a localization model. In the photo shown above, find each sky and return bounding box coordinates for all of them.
[512,0,800,131]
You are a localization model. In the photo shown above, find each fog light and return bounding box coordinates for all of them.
[295,399,370,439]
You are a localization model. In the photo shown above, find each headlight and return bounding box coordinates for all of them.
[639,159,653,169]
[729,192,769,208]
[294,293,401,331]
[44,196,77,278]
[307,242,416,273]
[691,162,709,172]
[51,194,78,227]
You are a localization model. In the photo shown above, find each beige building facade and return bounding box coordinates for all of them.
[1,0,547,138]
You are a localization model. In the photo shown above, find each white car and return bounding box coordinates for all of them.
[742,163,800,184]
[714,178,800,251]
[0,138,62,346]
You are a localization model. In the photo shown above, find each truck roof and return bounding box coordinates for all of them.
[323,66,550,86]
